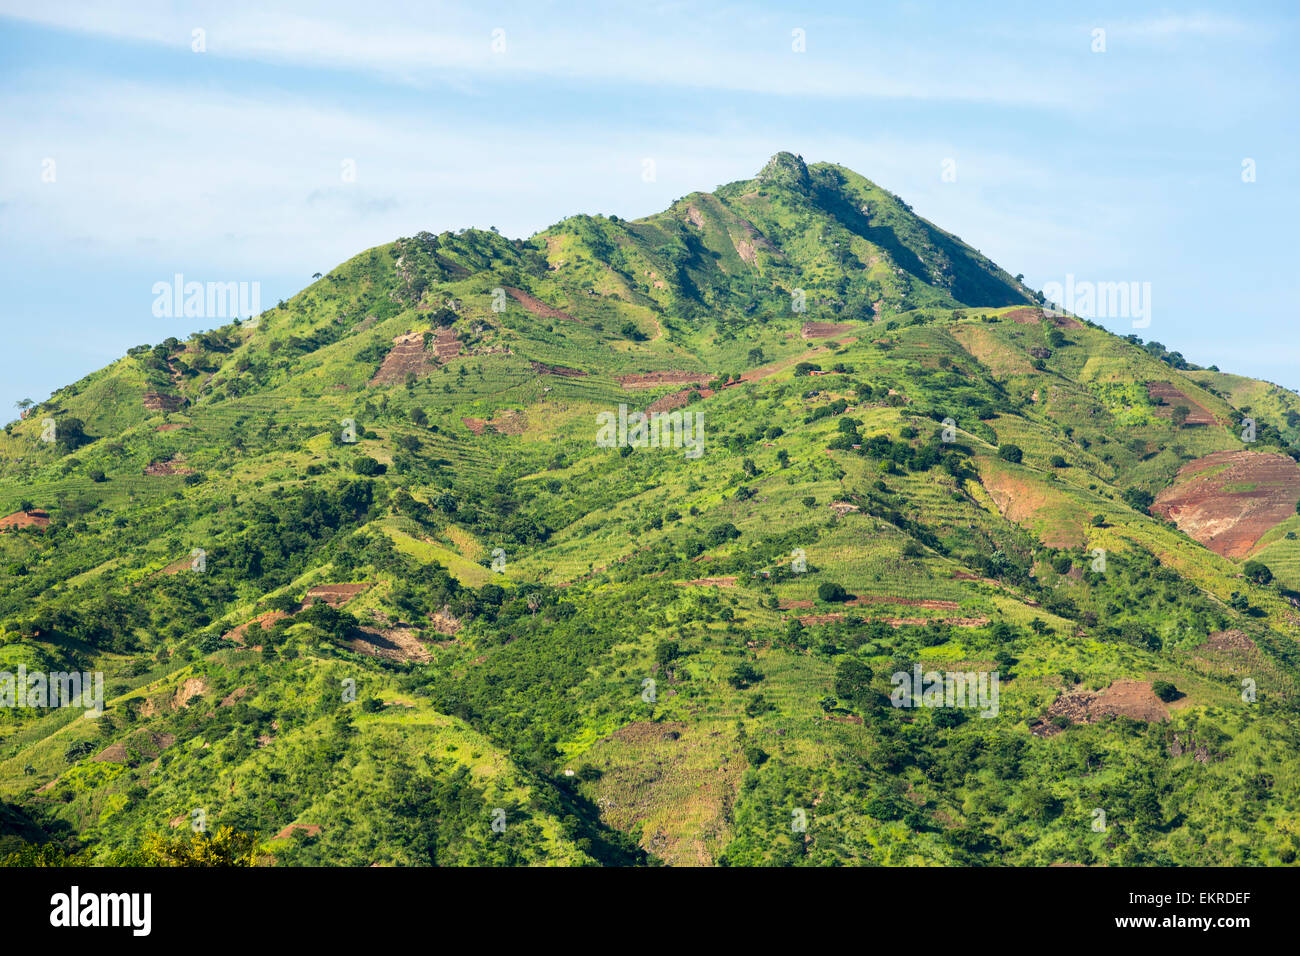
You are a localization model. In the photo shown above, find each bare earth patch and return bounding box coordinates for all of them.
[1151,449,1300,558]
[369,331,436,385]
[143,456,195,477]
[0,509,50,531]
[304,583,370,607]
[530,360,587,377]
[801,321,855,339]
[1032,680,1170,736]
[350,626,432,663]
[677,576,738,587]
[505,287,581,323]
[586,721,743,866]
[1146,382,1219,426]
[617,370,711,388]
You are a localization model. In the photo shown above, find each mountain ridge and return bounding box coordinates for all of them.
[2,153,1299,867]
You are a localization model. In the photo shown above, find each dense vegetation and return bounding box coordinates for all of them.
[2,153,1298,867]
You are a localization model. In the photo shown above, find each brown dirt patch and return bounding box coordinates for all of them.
[462,410,525,435]
[219,686,250,707]
[1005,307,1083,329]
[981,465,1087,548]
[350,626,432,662]
[801,321,855,339]
[430,327,461,361]
[156,423,187,431]
[0,509,50,531]
[93,742,128,763]
[795,612,985,627]
[1032,679,1170,736]
[848,596,961,610]
[174,678,208,708]
[677,576,738,587]
[304,582,370,607]
[273,823,322,840]
[1151,449,1300,558]
[143,391,185,412]
[143,456,195,477]
[829,501,860,515]
[530,360,587,377]
[505,287,581,323]
[369,331,436,386]
[1203,628,1257,654]
[223,610,290,645]
[617,370,711,389]
[646,389,699,414]
[429,606,463,636]
[1146,382,1219,426]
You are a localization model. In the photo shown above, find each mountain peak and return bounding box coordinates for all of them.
[757,151,810,190]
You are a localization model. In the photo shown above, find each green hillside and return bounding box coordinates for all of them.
[2,153,1299,867]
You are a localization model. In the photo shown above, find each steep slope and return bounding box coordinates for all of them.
[2,154,1299,867]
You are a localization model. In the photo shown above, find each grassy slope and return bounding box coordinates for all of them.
[2,154,1299,866]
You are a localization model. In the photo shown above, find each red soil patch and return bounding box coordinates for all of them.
[1151,449,1300,558]
[143,391,185,412]
[490,410,527,435]
[1005,307,1083,329]
[463,409,527,436]
[156,423,187,432]
[350,626,432,662]
[1146,382,1219,426]
[617,370,710,389]
[369,331,436,386]
[429,606,463,637]
[530,360,587,377]
[430,327,461,362]
[1202,628,1257,654]
[795,612,986,627]
[273,823,322,840]
[677,576,738,587]
[219,686,249,707]
[646,389,699,414]
[304,582,370,607]
[848,596,961,610]
[801,321,855,339]
[154,556,194,576]
[0,509,50,531]
[505,287,581,323]
[1031,680,1170,736]
[96,731,176,763]
[143,457,195,477]
[223,610,290,645]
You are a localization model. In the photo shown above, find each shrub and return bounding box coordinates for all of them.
[998,444,1023,463]
[817,582,849,603]
[1243,560,1273,585]
[1152,680,1179,702]
[352,456,383,476]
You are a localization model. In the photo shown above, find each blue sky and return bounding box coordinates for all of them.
[2,0,1297,416]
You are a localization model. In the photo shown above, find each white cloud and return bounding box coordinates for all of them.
[0,0,1089,106]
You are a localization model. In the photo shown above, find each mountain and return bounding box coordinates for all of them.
[2,152,1299,867]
